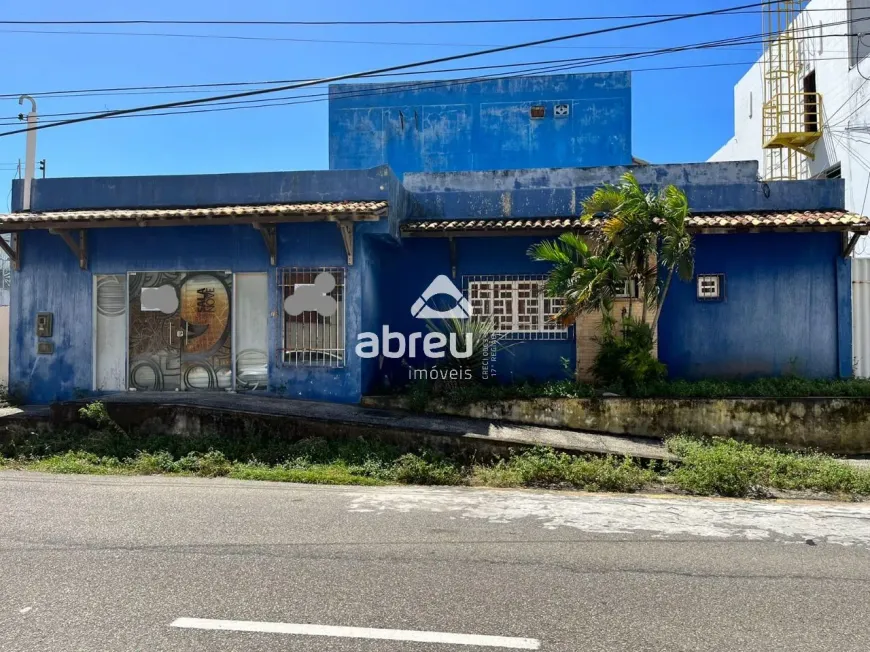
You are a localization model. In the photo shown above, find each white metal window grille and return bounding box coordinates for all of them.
[278,267,346,367]
[464,275,569,340]
[554,103,570,118]
[697,274,723,301]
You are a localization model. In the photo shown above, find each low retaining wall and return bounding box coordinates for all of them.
[37,401,522,461]
[362,396,870,455]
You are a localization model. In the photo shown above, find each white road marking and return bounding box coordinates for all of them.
[170,617,540,649]
[19,607,32,614]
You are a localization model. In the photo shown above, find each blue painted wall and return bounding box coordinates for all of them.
[8,166,405,404]
[9,222,390,404]
[658,232,846,380]
[329,73,632,177]
[5,159,854,403]
[10,231,92,402]
[13,166,403,212]
[407,179,845,220]
[366,236,575,392]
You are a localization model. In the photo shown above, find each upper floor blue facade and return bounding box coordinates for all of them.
[328,73,633,177]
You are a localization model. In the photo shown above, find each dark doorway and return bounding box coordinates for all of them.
[804,71,819,133]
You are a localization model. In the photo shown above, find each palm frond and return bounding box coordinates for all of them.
[581,184,623,219]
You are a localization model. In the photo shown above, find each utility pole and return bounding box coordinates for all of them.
[18,95,37,211]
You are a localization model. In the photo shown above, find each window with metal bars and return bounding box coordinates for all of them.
[278,267,346,367]
[464,275,569,340]
[696,274,724,302]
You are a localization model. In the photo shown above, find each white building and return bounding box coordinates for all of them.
[712,0,870,254]
[712,1,870,376]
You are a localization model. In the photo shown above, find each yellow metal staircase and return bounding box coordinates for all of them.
[761,1,823,180]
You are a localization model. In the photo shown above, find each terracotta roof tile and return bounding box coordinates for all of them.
[0,201,389,227]
[402,211,870,235]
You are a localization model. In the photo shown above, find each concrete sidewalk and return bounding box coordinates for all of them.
[5,392,677,462]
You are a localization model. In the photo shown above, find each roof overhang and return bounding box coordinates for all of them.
[401,211,870,238]
[0,200,390,232]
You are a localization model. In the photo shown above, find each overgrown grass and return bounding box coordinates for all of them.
[0,445,654,492]
[3,418,870,499]
[666,436,870,498]
[406,376,870,407]
[472,447,655,492]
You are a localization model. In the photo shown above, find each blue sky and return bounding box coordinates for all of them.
[0,0,766,186]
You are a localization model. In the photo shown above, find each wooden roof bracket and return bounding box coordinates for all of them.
[338,221,354,266]
[0,233,20,271]
[253,223,277,266]
[843,232,862,258]
[49,228,87,269]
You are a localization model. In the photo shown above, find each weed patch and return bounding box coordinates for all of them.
[667,436,870,498]
[391,453,463,486]
[3,415,869,500]
[471,447,656,492]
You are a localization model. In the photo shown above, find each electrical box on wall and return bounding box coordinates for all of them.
[37,341,54,355]
[36,312,53,338]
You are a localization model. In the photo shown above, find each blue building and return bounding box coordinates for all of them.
[329,73,632,176]
[0,72,866,404]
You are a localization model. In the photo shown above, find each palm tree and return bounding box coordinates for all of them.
[582,173,693,328]
[652,185,694,329]
[527,232,626,332]
[531,173,694,332]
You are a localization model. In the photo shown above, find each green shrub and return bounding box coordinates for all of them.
[471,459,524,487]
[127,450,177,475]
[667,436,870,497]
[229,461,385,486]
[565,455,658,493]
[286,437,331,464]
[174,450,232,477]
[592,318,667,391]
[666,438,762,497]
[78,401,126,436]
[488,447,655,492]
[390,453,463,485]
[30,451,125,475]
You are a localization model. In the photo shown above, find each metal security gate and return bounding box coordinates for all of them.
[854,259,870,377]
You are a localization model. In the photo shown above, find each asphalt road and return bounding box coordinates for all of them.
[1,472,869,652]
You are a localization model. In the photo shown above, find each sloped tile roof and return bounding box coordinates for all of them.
[0,201,389,227]
[402,210,870,235]
[684,210,869,228]
[403,218,586,233]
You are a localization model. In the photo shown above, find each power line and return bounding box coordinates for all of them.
[0,7,822,27]
[827,92,870,130]
[0,46,757,125]
[0,30,785,124]
[1,25,850,125]
[0,1,771,138]
[3,62,761,126]
[1,26,851,127]
[0,42,766,102]
[1,11,848,103]
[0,28,772,51]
